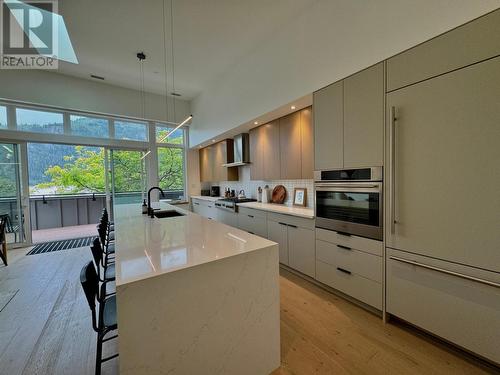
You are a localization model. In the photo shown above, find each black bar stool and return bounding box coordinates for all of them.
[80,261,118,375]
[90,238,115,300]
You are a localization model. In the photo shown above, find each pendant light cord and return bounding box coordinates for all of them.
[162,0,169,124]
[139,58,145,119]
[170,0,176,123]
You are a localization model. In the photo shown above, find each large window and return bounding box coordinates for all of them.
[157,147,185,200]
[115,120,148,141]
[16,108,64,134]
[28,143,105,195]
[0,106,7,128]
[70,115,109,138]
[156,124,184,144]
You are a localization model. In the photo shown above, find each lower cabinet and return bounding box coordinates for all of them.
[237,207,268,237]
[315,228,383,310]
[191,198,216,220]
[267,220,289,265]
[215,209,237,226]
[267,213,315,278]
[387,247,500,364]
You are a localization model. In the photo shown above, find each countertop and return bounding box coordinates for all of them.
[114,203,276,286]
[237,201,315,219]
[191,195,315,219]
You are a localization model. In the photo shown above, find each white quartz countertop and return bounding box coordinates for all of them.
[114,203,277,286]
[190,195,222,202]
[237,202,315,219]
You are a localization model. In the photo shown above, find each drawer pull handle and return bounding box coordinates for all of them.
[337,231,351,237]
[336,267,351,275]
[278,222,288,226]
[389,256,500,289]
[288,224,298,228]
[194,202,200,205]
[248,215,254,218]
[337,245,351,251]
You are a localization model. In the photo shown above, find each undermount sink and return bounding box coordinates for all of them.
[153,210,185,218]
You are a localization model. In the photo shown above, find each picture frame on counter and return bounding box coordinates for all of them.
[293,188,307,207]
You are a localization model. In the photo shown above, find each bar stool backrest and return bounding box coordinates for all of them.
[80,261,99,332]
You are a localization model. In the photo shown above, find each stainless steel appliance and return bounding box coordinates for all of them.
[314,167,383,240]
[222,133,250,167]
[215,197,256,212]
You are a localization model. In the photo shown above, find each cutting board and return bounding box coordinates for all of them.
[271,185,286,204]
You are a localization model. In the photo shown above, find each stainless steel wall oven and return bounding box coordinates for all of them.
[314,167,383,241]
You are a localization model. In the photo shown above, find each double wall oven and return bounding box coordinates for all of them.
[314,167,383,241]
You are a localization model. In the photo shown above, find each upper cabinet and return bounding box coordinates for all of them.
[249,121,280,181]
[279,111,301,179]
[387,10,500,92]
[300,107,314,179]
[249,107,313,181]
[262,120,281,180]
[199,146,213,182]
[343,62,384,167]
[314,63,384,170]
[313,81,343,170]
[249,126,264,180]
[199,140,238,183]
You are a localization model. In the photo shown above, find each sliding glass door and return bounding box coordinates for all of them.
[106,148,148,218]
[0,142,29,247]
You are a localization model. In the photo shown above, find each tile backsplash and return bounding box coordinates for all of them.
[201,166,314,208]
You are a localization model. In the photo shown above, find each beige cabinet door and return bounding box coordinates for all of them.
[385,57,500,272]
[268,220,289,265]
[387,10,500,92]
[344,63,384,167]
[199,146,213,182]
[279,111,301,179]
[288,226,315,278]
[249,126,264,180]
[262,121,281,180]
[300,107,314,179]
[313,81,343,170]
[212,141,224,182]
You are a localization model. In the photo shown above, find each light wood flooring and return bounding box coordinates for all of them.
[0,247,497,375]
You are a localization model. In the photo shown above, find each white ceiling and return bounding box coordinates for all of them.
[58,0,315,99]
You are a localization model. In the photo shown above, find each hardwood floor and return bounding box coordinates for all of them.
[0,247,497,375]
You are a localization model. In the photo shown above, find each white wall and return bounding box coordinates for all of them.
[189,2,500,146]
[0,69,190,124]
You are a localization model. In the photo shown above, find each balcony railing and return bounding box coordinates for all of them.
[0,189,184,231]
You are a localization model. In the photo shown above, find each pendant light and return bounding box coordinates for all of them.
[141,0,192,160]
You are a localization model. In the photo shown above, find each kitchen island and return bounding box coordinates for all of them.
[113,203,280,375]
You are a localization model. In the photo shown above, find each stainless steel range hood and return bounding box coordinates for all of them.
[223,133,250,167]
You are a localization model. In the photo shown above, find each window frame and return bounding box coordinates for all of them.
[15,106,65,135]
[0,100,189,202]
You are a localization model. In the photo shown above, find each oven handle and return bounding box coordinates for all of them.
[390,106,397,234]
[315,183,380,189]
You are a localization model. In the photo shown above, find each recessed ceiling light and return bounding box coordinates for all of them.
[291,105,296,110]
[254,121,259,125]
[212,139,216,143]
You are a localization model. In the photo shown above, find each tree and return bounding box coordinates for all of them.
[34,145,184,195]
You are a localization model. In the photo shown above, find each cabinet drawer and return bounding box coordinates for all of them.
[267,212,314,230]
[316,228,383,256]
[387,248,500,364]
[316,240,382,283]
[238,207,267,219]
[238,211,267,238]
[316,260,382,310]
